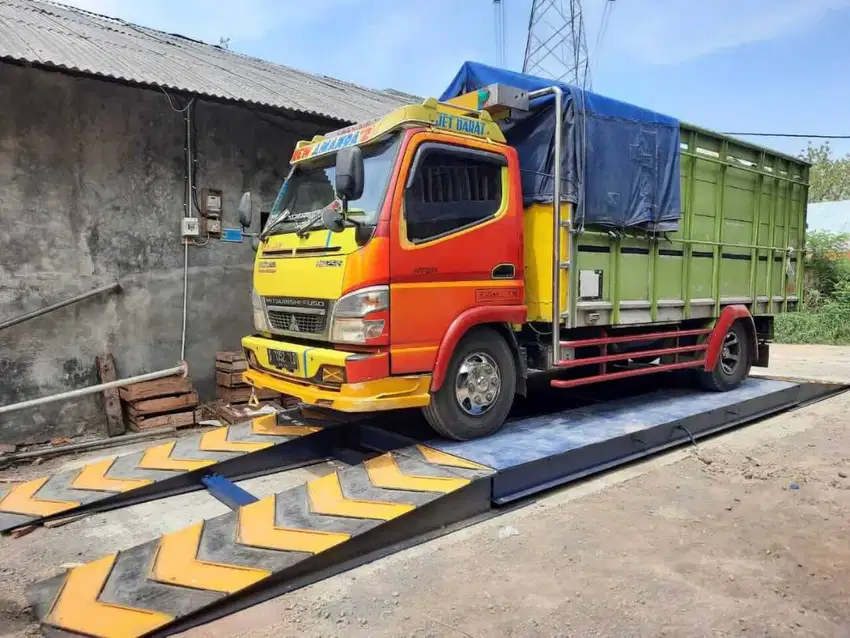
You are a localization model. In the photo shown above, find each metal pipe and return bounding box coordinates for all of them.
[529,86,564,364]
[0,281,121,332]
[0,362,187,416]
[180,101,195,360]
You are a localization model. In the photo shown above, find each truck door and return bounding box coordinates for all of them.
[388,133,523,375]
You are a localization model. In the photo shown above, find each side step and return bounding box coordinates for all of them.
[0,411,341,534]
[28,445,494,638]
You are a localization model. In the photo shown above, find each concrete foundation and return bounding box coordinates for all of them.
[0,62,332,444]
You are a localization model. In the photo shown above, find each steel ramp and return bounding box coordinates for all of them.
[0,411,341,533]
[25,377,846,637]
[28,445,494,638]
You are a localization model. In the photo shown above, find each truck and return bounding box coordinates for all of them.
[239,62,809,441]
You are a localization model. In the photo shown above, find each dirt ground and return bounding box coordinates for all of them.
[1,344,849,637]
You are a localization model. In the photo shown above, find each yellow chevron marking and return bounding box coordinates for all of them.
[138,442,216,472]
[307,472,414,520]
[0,477,77,516]
[238,496,350,553]
[416,445,490,471]
[365,454,469,493]
[252,413,322,437]
[152,522,270,593]
[46,554,173,638]
[71,459,153,493]
[199,426,272,453]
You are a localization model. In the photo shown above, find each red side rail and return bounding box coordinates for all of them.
[559,327,712,350]
[556,343,707,370]
[552,325,712,388]
[551,360,704,389]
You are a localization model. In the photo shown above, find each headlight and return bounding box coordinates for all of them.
[251,289,270,332]
[330,286,388,344]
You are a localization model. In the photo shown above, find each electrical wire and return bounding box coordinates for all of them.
[161,87,193,113]
[721,132,850,139]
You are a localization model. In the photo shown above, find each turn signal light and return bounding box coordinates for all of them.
[320,366,346,385]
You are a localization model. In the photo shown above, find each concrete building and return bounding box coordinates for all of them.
[0,0,416,444]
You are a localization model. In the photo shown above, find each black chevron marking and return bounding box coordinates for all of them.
[275,485,380,535]
[171,435,240,462]
[393,452,478,480]
[339,461,435,506]
[197,512,309,571]
[26,571,66,623]
[33,470,120,504]
[0,511,36,530]
[98,541,223,617]
[398,446,491,480]
[105,451,182,482]
[225,422,298,445]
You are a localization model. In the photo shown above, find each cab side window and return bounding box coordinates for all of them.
[405,145,505,243]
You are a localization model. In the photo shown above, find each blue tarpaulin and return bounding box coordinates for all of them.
[440,62,682,230]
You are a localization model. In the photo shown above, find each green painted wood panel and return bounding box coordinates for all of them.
[572,123,809,325]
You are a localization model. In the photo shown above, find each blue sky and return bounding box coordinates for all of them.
[64,0,850,157]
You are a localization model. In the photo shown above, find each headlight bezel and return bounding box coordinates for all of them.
[251,288,271,333]
[329,285,389,345]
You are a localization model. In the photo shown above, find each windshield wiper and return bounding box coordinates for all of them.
[259,209,294,241]
[295,209,326,237]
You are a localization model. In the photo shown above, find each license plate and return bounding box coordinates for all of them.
[268,349,298,372]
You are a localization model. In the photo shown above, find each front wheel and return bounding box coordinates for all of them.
[697,321,752,391]
[423,328,516,441]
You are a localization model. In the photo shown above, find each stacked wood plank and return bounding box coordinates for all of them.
[215,352,281,404]
[119,375,198,432]
[214,352,297,424]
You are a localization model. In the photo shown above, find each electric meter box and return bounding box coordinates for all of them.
[201,188,223,217]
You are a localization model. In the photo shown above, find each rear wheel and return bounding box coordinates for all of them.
[697,321,752,391]
[423,328,516,441]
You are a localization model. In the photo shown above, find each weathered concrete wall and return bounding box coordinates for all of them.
[0,63,331,444]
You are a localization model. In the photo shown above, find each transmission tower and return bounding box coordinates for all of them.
[523,0,590,87]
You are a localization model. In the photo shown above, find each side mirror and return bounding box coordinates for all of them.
[322,206,345,233]
[335,146,364,202]
[238,191,253,228]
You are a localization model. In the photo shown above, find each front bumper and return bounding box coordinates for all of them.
[242,335,432,412]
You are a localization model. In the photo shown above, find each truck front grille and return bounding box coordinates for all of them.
[266,310,326,334]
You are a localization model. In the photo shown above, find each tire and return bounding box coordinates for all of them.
[422,328,517,441]
[697,321,752,392]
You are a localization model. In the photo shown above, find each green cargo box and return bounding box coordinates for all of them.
[565,124,809,328]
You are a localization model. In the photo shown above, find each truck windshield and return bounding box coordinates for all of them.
[264,133,401,236]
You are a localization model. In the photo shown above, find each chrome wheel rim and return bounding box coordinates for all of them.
[454,352,501,416]
[720,331,741,376]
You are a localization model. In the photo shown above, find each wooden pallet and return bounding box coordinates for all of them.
[127,410,195,432]
[127,391,199,420]
[216,360,248,373]
[215,371,245,388]
[216,401,280,424]
[119,375,192,402]
[216,351,248,373]
[216,385,280,404]
[120,373,198,432]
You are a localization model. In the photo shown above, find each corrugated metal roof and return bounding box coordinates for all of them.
[0,0,418,123]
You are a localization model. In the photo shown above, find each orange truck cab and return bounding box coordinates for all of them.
[241,64,807,441]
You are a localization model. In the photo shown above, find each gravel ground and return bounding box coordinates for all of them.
[1,344,848,637]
